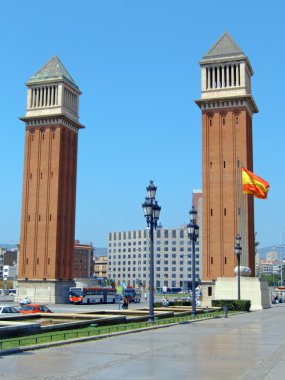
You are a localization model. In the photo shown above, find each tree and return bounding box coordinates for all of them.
[104,278,115,288]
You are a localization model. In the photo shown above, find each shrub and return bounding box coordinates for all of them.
[154,300,192,308]
[212,299,251,312]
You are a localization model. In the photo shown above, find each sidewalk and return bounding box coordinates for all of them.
[1,305,285,379]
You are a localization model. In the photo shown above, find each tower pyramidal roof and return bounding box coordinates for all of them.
[27,56,79,90]
[202,32,245,60]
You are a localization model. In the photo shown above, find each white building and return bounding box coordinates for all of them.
[108,226,201,290]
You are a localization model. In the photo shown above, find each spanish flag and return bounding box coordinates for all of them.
[241,167,270,199]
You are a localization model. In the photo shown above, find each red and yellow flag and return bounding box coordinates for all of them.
[241,167,269,199]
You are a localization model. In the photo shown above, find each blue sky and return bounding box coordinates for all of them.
[0,0,284,248]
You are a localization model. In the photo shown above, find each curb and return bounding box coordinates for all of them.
[0,313,239,356]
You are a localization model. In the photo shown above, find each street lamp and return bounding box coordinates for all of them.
[235,234,242,300]
[187,206,199,316]
[142,180,161,323]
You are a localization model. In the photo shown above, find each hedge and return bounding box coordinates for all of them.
[212,299,251,312]
[154,300,192,307]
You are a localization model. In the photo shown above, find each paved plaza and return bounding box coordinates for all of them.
[1,305,285,379]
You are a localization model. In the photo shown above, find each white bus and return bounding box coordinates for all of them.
[69,287,116,304]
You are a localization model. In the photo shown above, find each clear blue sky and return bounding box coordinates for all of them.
[0,0,284,249]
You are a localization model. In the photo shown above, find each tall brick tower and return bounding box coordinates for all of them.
[195,33,258,281]
[18,56,85,303]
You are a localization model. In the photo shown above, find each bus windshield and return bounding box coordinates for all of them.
[69,288,83,297]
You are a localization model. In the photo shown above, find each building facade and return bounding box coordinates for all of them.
[108,226,201,290]
[94,255,108,279]
[18,56,85,303]
[74,241,94,278]
[196,33,257,280]
[0,248,18,280]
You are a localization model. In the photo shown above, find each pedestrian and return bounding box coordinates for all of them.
[122,297,129,309]
[144,292,147,301]
[20,296,31,306]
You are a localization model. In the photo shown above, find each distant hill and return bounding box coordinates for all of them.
[0,244,17,250]
[257,245,280,258]
[94,247,107,257]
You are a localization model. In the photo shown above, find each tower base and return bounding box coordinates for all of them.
[17,279,75,304]
[214,277,271,310]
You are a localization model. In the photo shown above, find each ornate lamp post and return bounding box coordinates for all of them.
[187,206,199,316]
[142,181,161,323]
[235,234,242,300]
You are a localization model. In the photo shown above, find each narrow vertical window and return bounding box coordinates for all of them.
[238,64,241,86]
[223,118,225,125]
[210,209,213,216]
[224,208,227,216]
[209,118,212,126]
[211,257,213,265]
[224,161,226,168]
[225,257,227,264]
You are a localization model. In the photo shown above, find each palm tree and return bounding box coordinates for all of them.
[104,277,115,288]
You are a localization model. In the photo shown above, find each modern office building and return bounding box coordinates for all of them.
[18,56,85,302]
[196,33,258,280]
[108,226,201,290]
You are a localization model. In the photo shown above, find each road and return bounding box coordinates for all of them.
[1,304,285,379]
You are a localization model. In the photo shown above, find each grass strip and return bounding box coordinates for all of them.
[0,310,234,350]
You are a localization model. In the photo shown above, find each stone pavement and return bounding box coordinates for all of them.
[1,305,285,380]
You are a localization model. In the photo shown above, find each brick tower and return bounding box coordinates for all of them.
[18,56,85,303]
[195,33,258,281]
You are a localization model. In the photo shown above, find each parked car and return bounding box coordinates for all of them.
[0,305,19,315]
[19,304,52,314]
